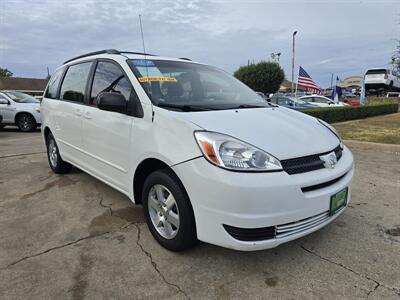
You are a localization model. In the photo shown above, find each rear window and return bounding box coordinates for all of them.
[45,68,64,99]
[60,62,92,103]
[366,69,387,75]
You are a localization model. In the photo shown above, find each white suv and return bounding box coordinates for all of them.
[364,68,400,94]
[41,49,354,251]
[0,90,41,131]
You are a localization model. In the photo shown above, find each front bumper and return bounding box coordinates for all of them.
[172,146,354,251]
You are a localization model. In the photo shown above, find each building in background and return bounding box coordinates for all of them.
[339,76,363,92]
[279,80,308,94]
[0,77,48,97]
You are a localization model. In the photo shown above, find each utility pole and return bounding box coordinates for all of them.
[291,31,298,96]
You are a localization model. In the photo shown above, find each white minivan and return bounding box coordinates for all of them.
[41,49,354,251]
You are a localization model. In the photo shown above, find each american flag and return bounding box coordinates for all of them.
[297,66,321,94]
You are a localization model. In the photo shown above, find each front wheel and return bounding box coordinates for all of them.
[46,133,72,174]
[16,113,36,132]
[143,169,197,251]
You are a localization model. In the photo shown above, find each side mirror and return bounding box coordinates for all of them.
[0,99,9,105]
[97,92,127,114]
[289,102,294,106]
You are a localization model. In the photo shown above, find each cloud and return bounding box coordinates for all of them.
[0,0,399,87]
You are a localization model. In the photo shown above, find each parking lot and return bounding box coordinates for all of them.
[0,128,399,299]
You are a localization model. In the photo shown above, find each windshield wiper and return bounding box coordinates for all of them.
[230,104,270,109]
[157,103,212,112]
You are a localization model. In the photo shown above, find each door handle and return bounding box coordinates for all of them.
[83,111,92,120]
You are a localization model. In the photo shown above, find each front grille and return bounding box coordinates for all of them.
[301,173,347,193]
[281,145,343,175]
[275,211,330,238]
[223,210,336,242]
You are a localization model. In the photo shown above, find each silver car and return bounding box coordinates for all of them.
[0,90,41,132]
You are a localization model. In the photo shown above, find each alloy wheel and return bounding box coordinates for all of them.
[48,139,58,168]
[147,184,180,239]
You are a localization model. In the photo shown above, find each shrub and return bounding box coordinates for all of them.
[300,103,399,123]
[234,61,285,94]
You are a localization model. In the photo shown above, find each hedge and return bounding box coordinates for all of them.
[300,103,399,123]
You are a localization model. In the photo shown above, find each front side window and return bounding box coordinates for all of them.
[3,91,38,103]
[60,62,92,103]
[129,59,269,111]
[45,68,64,99]
[90,61,132,106]
[315,97,330,103]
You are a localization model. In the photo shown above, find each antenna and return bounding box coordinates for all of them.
[139,14,149,79]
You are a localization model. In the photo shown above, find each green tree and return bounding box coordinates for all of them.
[234,61,285,94]
[391,39,400,75]
[0,67,13,78]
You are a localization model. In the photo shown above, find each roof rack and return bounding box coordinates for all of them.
[179,57,192,61]
[119,51,157,57]
[63,49,157,64]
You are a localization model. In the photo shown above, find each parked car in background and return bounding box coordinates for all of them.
[0,90,41,131]
[386,92,400,98]
[300,95,346,107]
[270,95,318,109]
[41,49,354,251]
[364,69,400,95]
[343,98,360,106]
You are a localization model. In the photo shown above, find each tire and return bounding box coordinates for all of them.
[142,169,197,251]
[0,125,5,129]
[16,113,36,132]
[46,133,72,174]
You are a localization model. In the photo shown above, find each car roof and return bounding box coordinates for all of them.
[62,49,200,67]
[366,68,389,71]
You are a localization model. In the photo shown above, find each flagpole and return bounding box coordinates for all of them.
[295,66,299,97]
[291,31,297,97]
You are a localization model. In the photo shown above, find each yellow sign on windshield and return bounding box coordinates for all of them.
[138,77,177,83]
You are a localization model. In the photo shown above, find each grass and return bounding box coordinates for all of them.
[333,113,400,145]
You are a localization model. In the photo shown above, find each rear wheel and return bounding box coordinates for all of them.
[46,133,72,174]
[142,169,197,251]
[0,125,5,129]
[16,113,36,132]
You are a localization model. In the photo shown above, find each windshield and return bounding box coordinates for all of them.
[129,59,269,111]
[366,69,387,75]
[289,97,307,104]
[4,91,39,103]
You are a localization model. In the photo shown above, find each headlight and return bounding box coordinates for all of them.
[194,131,282,171]
[317,119,343,148]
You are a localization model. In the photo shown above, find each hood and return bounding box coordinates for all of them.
[15,102,40,108]
[177,107,340,160]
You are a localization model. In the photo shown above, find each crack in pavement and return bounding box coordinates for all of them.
[98,193,113,216]
[2,232,110,270]
[365,282,380,299]
[133,223,190,300]
[1,222,138,271]
[298,244,400,298]
[0,151,46,159]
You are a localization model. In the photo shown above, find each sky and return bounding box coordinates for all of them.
[1,0,399,87]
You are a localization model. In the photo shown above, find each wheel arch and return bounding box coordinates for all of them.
[14,111,36,124]
[133,158,186,205]
[43,126,52,141]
